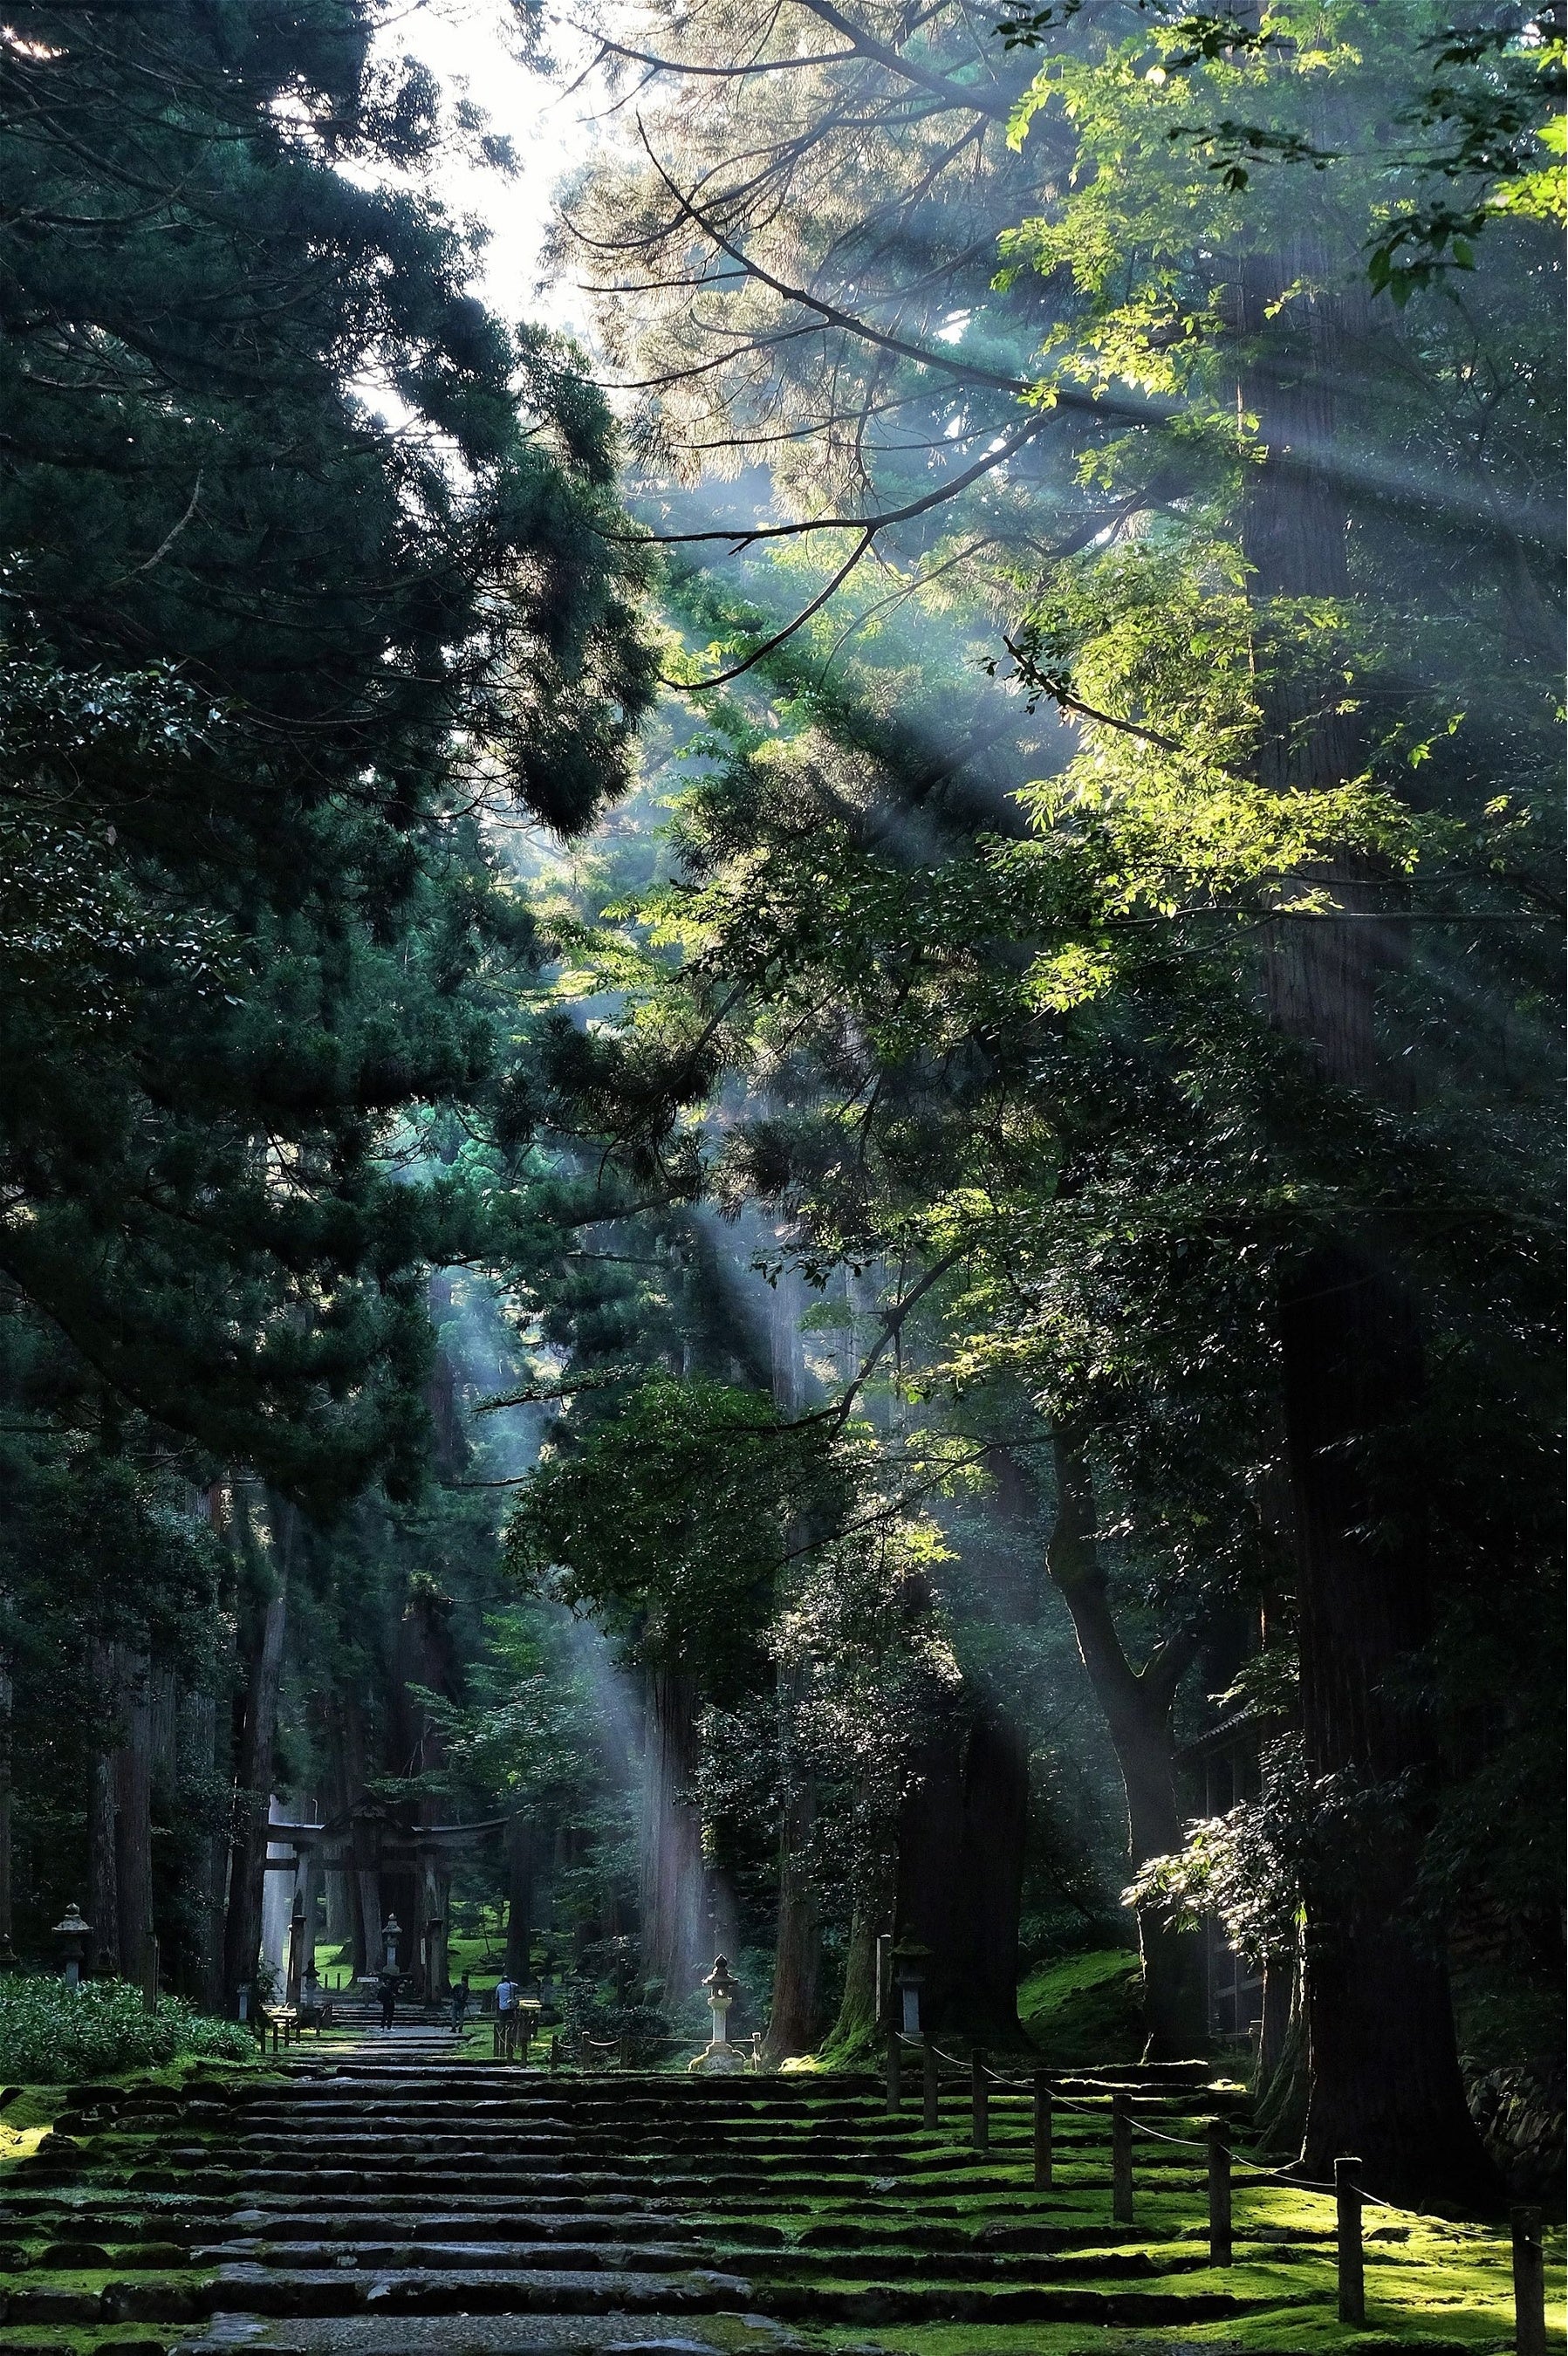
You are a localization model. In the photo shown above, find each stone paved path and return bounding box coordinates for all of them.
[0,2030,1284,2356]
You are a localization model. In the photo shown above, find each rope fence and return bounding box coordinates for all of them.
[880,2027,1548,2340]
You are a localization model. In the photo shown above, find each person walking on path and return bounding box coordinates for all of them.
[450,1972,471,2036]
[495,1970,517,2058]
[377,1966,399,2031]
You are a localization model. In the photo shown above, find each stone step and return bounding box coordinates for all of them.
[222,2210,711,2244]
[762,2280,1297,2326]
[229,2194,663,2218]
[203,2264,754,2318]
[197,2238,716,2272]
[6,2050,1271,2356]
[724,2244,1211,2284]
[181,2318,809,2354]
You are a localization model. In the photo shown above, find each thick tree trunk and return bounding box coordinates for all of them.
[180,1685,225,2010]
[829,1885,888,2051]
[356,1866,383,1979]
[505,1814,535,1980]
[222,1561,288,2010]
[640,1665,706,1998]
[1240,256,1496,2207]
[114,1653,155,1994]
[766,1775,822,2059]
[895,1695,1030,2039]
[86,1640,121,1976]
[1282,1250,1494,2201]
[333,1693,373,1976]
[955,1703,1027,2037]
[297,1845,322,1988]
[324,1864,355,1953]
[1257,1942,1295,2085]
[1047,1434,1207,2059]
[0,1646,14,1966]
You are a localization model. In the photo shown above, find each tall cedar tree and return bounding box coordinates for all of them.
[0,0,656,1505]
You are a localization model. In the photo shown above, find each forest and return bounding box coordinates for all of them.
[0,0,1561,2230]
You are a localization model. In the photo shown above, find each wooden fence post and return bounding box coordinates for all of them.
[921,2036,939,2130]
[971,2050,989,2152]
[1512,2206,1546,2356]
[1335,2156,1365,2325]
[1207,2119,1232,2266]
[1112,2092,1133,2225]
[1033,2073,1053,2190]
[885,2029,901,2116]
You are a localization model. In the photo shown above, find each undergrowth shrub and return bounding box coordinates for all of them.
[0,1975,252,2080]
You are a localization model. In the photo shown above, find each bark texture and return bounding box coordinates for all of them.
[640,1665,707,1997]
[222,1534,289,2008]
[113,1653,154,1992]
[895,1693,1029,2038]
[86,1645,121,1978]
[766,1770,822,2058]
[0,1646,13,1963]
[1047,1433,1206,2059]
[827,1828,893,2051]
[505,1812,536,1980]
[1241,253,1496,2207]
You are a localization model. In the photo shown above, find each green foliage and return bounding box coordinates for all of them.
[1000,0,1565,302]
[503,1378,840,1680]
[0,0,656,1508]
[426,1603,599,1807]
[701,1511,969,1920]
[0,1977,251,2083]
[1126,1735,1308,1967]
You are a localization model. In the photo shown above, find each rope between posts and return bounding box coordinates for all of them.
[1240,2157,1344,2196]
[892,2038,1219,2132]
[894,2042,1444,2223]
[963,2065,1207,2137]
[1231,2151,1440,2220]
[1127,2118,1211,2150]
[931,2044,1099,2121]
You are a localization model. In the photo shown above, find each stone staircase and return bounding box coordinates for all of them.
[0,2035,1320,2356]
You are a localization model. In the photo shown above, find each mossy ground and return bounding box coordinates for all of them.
[0,2040,1558,2356]
[737,2104,1564,2354]
[1017,1948,1145,2067]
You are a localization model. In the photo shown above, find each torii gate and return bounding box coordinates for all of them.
[264,1805,517,2004]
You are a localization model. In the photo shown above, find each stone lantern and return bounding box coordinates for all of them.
[891,1935,932,2036]
[382,1914,401,1974]
[689,1954,745,2075]
[52,1902,91,1988]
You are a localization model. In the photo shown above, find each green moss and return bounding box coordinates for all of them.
[1019,1948,1145,2065]
[806,2191,1563,2356]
